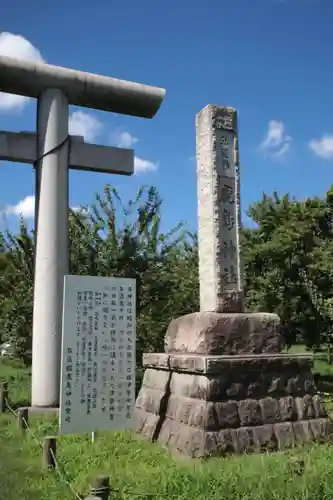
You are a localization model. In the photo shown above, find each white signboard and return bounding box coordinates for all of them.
[59,275,136,435]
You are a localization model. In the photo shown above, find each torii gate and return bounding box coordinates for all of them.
[0,55,165,408]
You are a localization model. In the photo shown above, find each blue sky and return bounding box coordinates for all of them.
[1,0,333,235]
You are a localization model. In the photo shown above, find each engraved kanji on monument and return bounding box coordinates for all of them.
[196,105,243,313]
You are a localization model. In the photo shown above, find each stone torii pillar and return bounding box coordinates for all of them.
[0,55,165,408]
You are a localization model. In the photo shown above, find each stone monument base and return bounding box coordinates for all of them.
[164,312,284,355]
[20,406,59,415]
[135,353,333,458]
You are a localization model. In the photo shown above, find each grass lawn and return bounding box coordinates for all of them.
[2,359,333,500]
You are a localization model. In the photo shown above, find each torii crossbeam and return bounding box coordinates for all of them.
[0,55,165,408]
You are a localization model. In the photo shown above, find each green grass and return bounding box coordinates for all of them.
[2,359,333,500]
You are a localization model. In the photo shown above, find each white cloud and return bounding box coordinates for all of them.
[110,130,157,174]
[116,131,139,148]
[309,135,333,159]
[0,32,44,112]
[110,130,138,148]
[4,195,35,218]
[69,111,103,143]
[260,120,292,158]
[2,195,90,219]
[134,156,158,173]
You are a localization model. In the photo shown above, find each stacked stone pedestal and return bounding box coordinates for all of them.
[135,312,333,457]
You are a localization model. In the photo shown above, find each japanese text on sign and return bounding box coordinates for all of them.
[59,275,136,435]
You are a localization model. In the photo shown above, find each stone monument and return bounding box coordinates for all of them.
[0,55,165,409]
[135,104,333,457]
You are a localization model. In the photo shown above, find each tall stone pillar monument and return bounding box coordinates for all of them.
[196,105,243,314]
[135,104,332,458]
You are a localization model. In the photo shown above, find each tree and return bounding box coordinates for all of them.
[299,238,333,361]
[244,187,333,347]
[0,218,34,362]
[3,182,333,363]
[0,185,198,365]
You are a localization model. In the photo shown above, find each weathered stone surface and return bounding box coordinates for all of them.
[216,291,245,314]
[140,366,315,407]
[231,427,254,454]
[279,396,297,421]
[142,368,170,391]
[205,429,233,456]
[227,381,246,399]
[136,340,330,458]
[142,353,170,369]
[135,402,333,457]
[169,355,206,373]
[157,418,206,457]
[196,105,242,315]
[166,395,214,429]
[274,422,295,449]
[252,424,277,451]
[238,399,262,426]
[288,373,316,396]
[164,312,283,355]
[215,401,239,428]
[169,372,234,401]
[169,372,212,399]
[295,395,316,420]
[206,355,312,375]
[136,387,164,414]
[260,397,280,424]
[165,396,241,430]
[158,418,178,448]
[312,394,327,418]
[143,352,313,376]
[135,409,159,440]
[134,408,147,433]
[293,420,313,444]
[267,374,286,396]
[309,417,333,441]
[180,428,205,458]
[140,355,317,418]
[247,378,265,398]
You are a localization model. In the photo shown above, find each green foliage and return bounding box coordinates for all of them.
[243,187,333,347]
[2,181,333,361]
[0,219,34,362]
[0,185,198,365]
